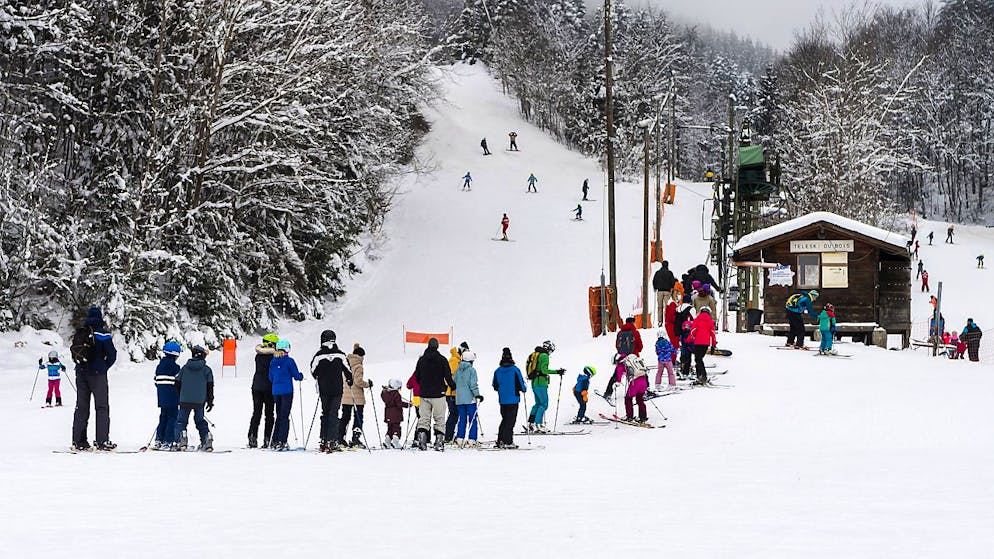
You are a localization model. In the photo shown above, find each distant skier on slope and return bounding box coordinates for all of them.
[946,224,954,243]
[462,172,472,191]
[500,213,509,241]
[480,138,491,155]
[574,204,583,220]
[978,253,985,269]
[508,131,518,151]
[927,231,934,245]
[910,224,917,243]
[526,173,538,193]
[582,179,589,200]
[921,269,930,292]
[916,260,924,279]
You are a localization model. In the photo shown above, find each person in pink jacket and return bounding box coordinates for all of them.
[688,307,718,385]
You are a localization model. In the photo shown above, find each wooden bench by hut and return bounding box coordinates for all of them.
[733,212,912,347]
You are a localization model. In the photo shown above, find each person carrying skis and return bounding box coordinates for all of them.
[603,318,642,402]
[621,354,650,423]
[978,254,985,269]
[654,330,677,391]
[582,178,589,201]
[462,172,472,191]
[269,339,303,451]
[921,269,930,292]
[817,304,837,355]
[480,137,490,155]
[310,330,353,453]
[785,290,818,349]
[688,307,718,385]
[380,379,409,449]
[526,173,538,193]
[413,337,456,451]
[153,342,182,449]
[960,319,983,362]
[525,340,563,433]
[249,333,278,448]
[173,345,215,451]
[574,204,583,220]
[492,348,526,449]
[501,213,509,241]
[340,343,372,448]
[508,131,518,151]
[652,260,677,327]
[40,350,66,407]
[454,351,483,447]
[946,224,954,243]
[571,366,596,424]
[70,306,118,451]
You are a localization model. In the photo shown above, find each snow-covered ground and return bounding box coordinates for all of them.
[2,64,992,558]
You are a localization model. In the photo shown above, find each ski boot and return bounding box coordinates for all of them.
[319,439,329,452]
[503,442,519,450]
[71,441,91,452]
[579,416,594,425]
[95,441,117,451]
[248,433,258,449]
[262,437,271,449]
[415,429,429,451]
[199,433,213,452]
[382,437,394,450]
[391,435,401,449]
[433,431,445,452]
[55,397,62,406]
[45,398,52,407]
[350,428,366,449]
[535,423,550,434]
[525,422,536,433]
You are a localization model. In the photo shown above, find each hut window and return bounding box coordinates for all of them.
[797,254,820,288]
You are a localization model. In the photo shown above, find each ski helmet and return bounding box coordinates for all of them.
[461,350,476,363]
[276,339,291,351]
[163,341,182,356]
[262,333,279,346]
[191,345,207,359]
[48,350,59,360]
[657,329,667,339]
[388,378,403,390]
[542,340,556,353]
[808,289,819,299]
[583,365,597,377]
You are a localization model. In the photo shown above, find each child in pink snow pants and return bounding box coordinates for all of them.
[654,330,677,391]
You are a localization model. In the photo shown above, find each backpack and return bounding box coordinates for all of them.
[785,293,803,309]
[70,326,95,365]
[525,351,541,380]
[617,329,636,355]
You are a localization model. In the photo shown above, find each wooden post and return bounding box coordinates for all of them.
[604,0,619,328]
[642,125,651,329]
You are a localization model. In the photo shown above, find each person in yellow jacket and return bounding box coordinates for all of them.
[445,342,469,442]
[339,344,372,448]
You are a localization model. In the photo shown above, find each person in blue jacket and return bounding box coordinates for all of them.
[154,341,182,449]
[492,347,527,449]
[70,306,118,451]
[173,345,215,451]
[785,290,818,349]
[269,339,303,450]
[462,172,472,191]
[571,366,596,424]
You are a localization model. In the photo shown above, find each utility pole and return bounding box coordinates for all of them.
[641,124,651,329]
[725,93,736,333]
[604,0,618,328]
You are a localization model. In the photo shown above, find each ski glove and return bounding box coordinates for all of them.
[206,402,214,413]
[476,395,484,403]
[38,358,43,366]
[366,378,373,388]
[710,346,717,354]
[556,368,566,375]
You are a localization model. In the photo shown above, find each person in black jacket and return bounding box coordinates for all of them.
[310,330,353,452]
[70,307,118,451]
[686,264,719,291]
[248,333,279,448]
[413,338,456,451]
[652,261,677,327]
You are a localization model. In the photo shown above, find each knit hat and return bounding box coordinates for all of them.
[353,343,365,357]
[460,341,470,352]
[500,347,513,364]
[428,337,439,350]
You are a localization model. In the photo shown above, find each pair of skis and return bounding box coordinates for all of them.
[598,413,664,429]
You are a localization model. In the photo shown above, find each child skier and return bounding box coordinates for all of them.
[978,254,985,269]
[621,354,649,423]
[951,332,966,359]
[654,330,677,391]
[689,307,718,385]
[462,172,472,191]
[574,204,583,220]
[154,341,182,448]
[173,345,214,451]
[381,379,409,449]
[454,351,482,447]
[269,339,303,451]
[501,213,509,241]
[818,304,837,355]
[571,366,596,424]
[526,173,538,193]
[39,351,66,407]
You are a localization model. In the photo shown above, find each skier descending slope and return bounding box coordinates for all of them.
[499,213,510,241]
[525,340,564,433]
[413,338,456,451]
[462,171,472,191]
[480,138,491,155]
[526,173,538,193]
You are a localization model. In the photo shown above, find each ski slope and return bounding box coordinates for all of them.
[1,64,992,559]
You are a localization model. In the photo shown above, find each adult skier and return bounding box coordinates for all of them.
[70,307,118,451]
[340,344,372,448]
[927,231,934,245]
[946,224,954,243]
[153,341,182,449]
[525,340,563,433]
[960,319,983,362]
[508,131,518,151]
[413,338,456,450]
[652,260,677,326]
[310,330,353,453]
[462,172,472,191]
[454,351,483,446]
[688,307,718,384]
[501,213,509,241]
[173,345,215,451]
[480,137,490,155]
[248,333,278,448]
[604,318,643,402]
[910,225,917,242]
[916,260,924,279]
[526,173,538,193]
[785,290,819,349]
[686,264,719,291]
[269,340,303,451]
[978,254,985,269]
[492,348,526,449]
[582,179,589,201]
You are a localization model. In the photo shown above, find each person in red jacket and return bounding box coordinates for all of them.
[688,307,718,385]
[500,213,510,241]
[921,269,930,292]
[664,298,679,350]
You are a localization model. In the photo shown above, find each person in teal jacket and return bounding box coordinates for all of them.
[526,340,564,433]
[818,303,837,355]
[268,340,303,450]
[454,351,483,445]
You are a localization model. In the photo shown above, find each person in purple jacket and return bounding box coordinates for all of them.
[380,379,410,449]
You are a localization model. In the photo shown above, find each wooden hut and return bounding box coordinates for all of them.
[733,212,912,347]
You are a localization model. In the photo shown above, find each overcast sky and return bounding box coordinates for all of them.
[613,0,926,51]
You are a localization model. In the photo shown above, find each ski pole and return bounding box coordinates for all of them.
[367,384,383,449]
[29,362,41,401]
[552,371,564,433]
[521,387,532,447]
[304,393,321,449]
[347,381,372,454]
[647,397,668,421]
[139,426,158,451]
[401,390,416,449]
[290,412,298,443]
[297,380,305,447]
